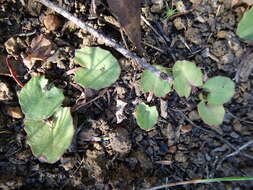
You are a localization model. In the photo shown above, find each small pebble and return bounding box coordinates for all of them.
[6,106,24,119]
[175,151,187,162]
[0,82,13,101]
[173,17,186,30]
[4,37,18,55]
[176,1,186,12]
[217,30,227,39]
[230,131,240,139]
[150,4,163,13]
[168,145,177,153]
[43,14,62,31]
[181,124,192,134]
[233,119,242,132]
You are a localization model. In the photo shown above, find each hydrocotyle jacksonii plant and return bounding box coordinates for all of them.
[19,47,121,163]
[136,4,253,130]
[19,47,235,163]
[19,76,74,163]
[136,60,235,130]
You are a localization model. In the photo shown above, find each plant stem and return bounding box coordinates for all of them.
[147,176,253,190]
[5,56,24,87]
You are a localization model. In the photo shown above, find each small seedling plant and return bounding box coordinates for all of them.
[236,5,253,41]
[19,0,253,162]
[19,47,121,163]
[136,60,235,130]
[19,76,74,163]
[19,47,236,163]
[163,1,178,20]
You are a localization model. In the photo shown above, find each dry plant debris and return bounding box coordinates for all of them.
[107,0,143,53]
[23,34,54,69]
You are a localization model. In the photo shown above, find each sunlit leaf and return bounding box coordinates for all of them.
[19,76,64,119]
[172,60,203,98]
[140,65,172,97]
[236,6,253,41]
[197,102,225,126]
[73,47,121,90]
[135,103,158,131]
[25,107,74,163]
[203,76,235,105]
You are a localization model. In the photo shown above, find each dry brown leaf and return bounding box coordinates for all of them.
[0,55,26,77]
[107,0,143,53]
[23,34,54,69]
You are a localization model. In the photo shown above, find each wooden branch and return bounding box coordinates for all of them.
[37,0,173,83]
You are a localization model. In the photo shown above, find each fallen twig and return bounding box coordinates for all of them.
[171,108,253,160]
[225,140,253,159]
[71,88,108,112]
[37,0,173,83]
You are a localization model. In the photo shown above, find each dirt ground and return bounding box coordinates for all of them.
[0,0,253,189]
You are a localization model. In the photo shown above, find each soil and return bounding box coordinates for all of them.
[0,0,253,189]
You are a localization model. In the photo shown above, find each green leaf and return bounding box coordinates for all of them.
[203,76,235,105]
[172,60,203,98]
[24,107,74,163]
[73,47,121,90]
[135,103,158,131]
[197,102,225,126]
[19,76,64,120]
[236,6,253,41]
[140,65,172,97]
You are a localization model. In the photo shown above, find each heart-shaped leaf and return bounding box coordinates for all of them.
[236,6,253,41]
[203,76,235,105]
[24,107,74,163]
[135,103,158,131]
[73,47,121,90]
[19,76,64,120]
[140,65,172,97]
[197,102,225,126]
[172,60,203,98]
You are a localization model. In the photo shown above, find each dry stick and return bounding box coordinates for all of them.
[217,140,253,168]
[225,140,253,159]
[176,109,253,160]
[71,88,108,112]
[38,0,173,83]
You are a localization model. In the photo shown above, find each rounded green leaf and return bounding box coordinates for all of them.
[172,60,203,98]
[24,107,74,163]
[236,6,253,41]
[203,76,235,105]
[173,76,191,98]
[73,47,121,90]
[197,102,225,126]
[135,103,158,131]
[19,76,64,120]
[140,65,172,97]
